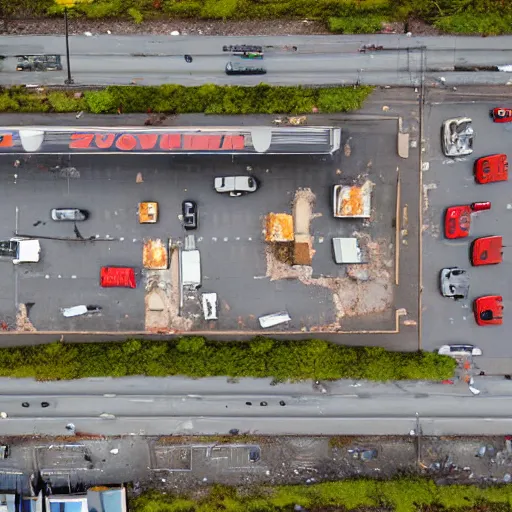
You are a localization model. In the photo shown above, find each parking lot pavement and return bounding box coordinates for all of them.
[422,99,512,356]
[0,107,416,335]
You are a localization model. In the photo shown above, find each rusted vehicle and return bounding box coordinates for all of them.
[474,154,508,184]
[100,267,136,288]
[143,238,169,270]
[16,54,63,71]
[138,202,158,224]
[474,295,503,326]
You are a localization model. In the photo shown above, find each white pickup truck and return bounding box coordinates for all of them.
[0,238,41,264]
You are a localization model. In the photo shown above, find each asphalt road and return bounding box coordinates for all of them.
[3,35,512,86]
[421,93,512,357]
[0,376,511,436]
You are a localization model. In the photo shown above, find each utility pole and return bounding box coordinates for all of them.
[64,7,74,85]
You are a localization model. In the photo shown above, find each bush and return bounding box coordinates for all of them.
[84,89,118,113]
[47,92,87,112]
[131,478,512,512]
[433,13,512,35]
[0,338,456,381]
[328,15,384,33]
[127,7,144,22]
[201,0,239,19]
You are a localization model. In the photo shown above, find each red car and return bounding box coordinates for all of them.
[474,154,508,184]
[471,236,503,266]
[491,108,512,123]
[474,295,503,326]
[100,267,136,288]
[444,202,491,239]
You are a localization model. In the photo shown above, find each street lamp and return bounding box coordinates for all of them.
[64,7,74,85]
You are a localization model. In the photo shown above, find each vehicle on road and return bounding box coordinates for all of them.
[441,117,474,157]
[61,305,102,317]
[16,54,63,71]
[444,202,491,239]
[184,55,193,63]
[51,208,89,222]
[182,200,198,230]
[491,107,512,123]
[223,45,263,53]
[181,249,201,289]
[100,267,136,288]
[214,176,258,196]
[474,295,503,326]
[225,62,266,75]
[474,154,508,184]
[143,239,169,270]
[471,236,503,266]
[439,267,469,300]
[437,344,483,357]
[240,51,264,59]
[258,311,291,329]
[0,238,40,264]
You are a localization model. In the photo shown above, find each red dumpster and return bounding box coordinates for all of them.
[100,267,136,288]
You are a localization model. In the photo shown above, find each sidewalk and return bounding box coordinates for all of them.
[474,357,512,376]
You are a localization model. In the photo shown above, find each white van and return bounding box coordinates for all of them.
[214,176,258,197]
[258,311,291,329]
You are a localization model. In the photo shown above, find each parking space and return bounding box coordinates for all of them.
[0,117,407,334]
[422,101,512,356]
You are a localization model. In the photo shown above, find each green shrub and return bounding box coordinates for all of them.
[434,13,512,34]
[84,89,117,113]
[127,7,144,23]
[162,0,202,17]
[47,92,87,112]
[201,0,239,19]
[0,93,19,112]
[0,338,455,381]
[77,0,124,18]
[328,15,384,33]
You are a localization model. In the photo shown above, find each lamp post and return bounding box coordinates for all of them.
[64,7,74,85]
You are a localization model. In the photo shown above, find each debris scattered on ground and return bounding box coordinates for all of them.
[344,139,352,157]
[16,304,36,332]
[136,172,143,183]
[110,448,119,454]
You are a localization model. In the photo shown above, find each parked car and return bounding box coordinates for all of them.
[444,202,491,239]
[437,344,483,357]
[474,154,508,184]
[16,54,63,71]
[439,267,469,300]
[491,107,512,123]
[225,62,266,75]
[214,176,258,196]
[441,117,474,157]
[51,208,89,221]
[474,295,503,326]
[471,236,503,266]
[223,44,263,53]
[182,200,197,230]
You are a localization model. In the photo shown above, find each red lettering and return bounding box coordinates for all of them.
[0,134,13,148]
[115,134,137,151]
[70,133,94,149]
[222,135,244,150]
[138,134,158,150]
[159,134,182,150]
[94,134,115,149]
[183,135,222,150]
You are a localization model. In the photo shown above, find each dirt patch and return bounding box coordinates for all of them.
[16,303,36,332]
[4,18,329,37]
[293,188,315,235]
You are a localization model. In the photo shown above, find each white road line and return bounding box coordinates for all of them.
[14,206,18,234]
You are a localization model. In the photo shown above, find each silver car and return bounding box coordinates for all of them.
[51,208,89,221]
[439,267,469,300]
[442,117,474,157]
[438,344,482,357]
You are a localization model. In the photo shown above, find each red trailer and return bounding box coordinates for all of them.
[471,236,503,266]
[474,295,503,326]
[474,154,508,184]
[100,267,136,288]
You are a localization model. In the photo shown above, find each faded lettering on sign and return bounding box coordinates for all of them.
[69,133,245,151]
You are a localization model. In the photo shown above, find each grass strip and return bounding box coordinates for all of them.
[131,478,512,512]
[0,85,374,115]
[0,338,456,381]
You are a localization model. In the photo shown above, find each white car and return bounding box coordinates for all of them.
[437,344,482,357]
[214,176,258,197]
[441,117,474,157]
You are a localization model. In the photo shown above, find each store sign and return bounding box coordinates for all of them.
[69,132,245,151]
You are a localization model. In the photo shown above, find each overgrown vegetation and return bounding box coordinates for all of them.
[0,84,374,114]
[0,338,455,381]
[131,479,512,512]
[1,0,512,35]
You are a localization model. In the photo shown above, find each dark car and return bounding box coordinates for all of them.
[223,44,263,53]
[51,208,89,221]
[225,62,266,76]
[182,200,197,230]
[16,55,63,72]
[439,267,469,300]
